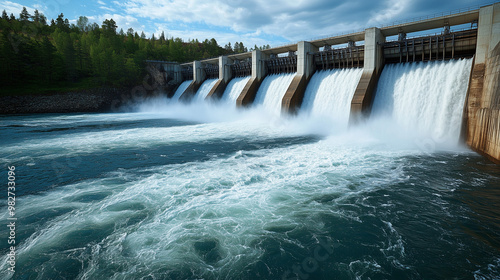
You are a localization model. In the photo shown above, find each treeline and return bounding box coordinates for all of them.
[0,8,270,91]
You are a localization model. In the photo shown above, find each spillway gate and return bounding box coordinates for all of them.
[265,52,298,74]
[383,28,477,64]
[314,45,365,70]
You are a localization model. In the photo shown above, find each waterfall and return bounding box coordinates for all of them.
[253,73,296,115]
[171,80,192,101]
[220,76,251,105]
[301,68,363,125]
[193,79,219,102]
[371,58,473,140]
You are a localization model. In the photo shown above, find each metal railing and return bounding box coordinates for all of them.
[385,26,478,42]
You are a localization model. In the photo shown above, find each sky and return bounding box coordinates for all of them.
[0,0,496,48]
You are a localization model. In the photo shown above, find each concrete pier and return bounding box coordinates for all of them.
[206,56,232,100]
[349,27,385,124]
[463,3,500,163]
[179,61,206,101]
[236,50,268,106]
[282,41,319,114]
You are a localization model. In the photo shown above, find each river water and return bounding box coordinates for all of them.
[1,59,499,279]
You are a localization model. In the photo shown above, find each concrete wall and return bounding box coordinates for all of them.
[282,41,319,114]
[206,56,233,100]
[464,3,500,163]
[237,50,268,106]
[349,27,385,124]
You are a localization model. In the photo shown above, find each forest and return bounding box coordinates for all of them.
[0,8,270,94]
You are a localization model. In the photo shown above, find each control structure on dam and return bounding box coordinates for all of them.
[146,3,500,163]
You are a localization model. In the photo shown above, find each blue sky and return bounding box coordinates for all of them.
[0,0,495,47]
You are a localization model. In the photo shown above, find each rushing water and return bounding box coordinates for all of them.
[372,59,473,141]
[171,80,193,101]
[220,76,251,105]
[193,79,219,103]
[300,68,363,126]
[253,73,296,115]
[1,60,499,280]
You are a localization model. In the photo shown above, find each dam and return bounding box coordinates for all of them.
[2,4,500,280]
[148,2,500,163]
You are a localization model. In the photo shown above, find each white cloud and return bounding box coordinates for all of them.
[115,0,481,45]
[152,23,278,48]
[97,0,106,5]
[87,13,143,34]
[0,1,44,16]
[100,6,116,12]
[367,0,410,26]
[116,0,378,43]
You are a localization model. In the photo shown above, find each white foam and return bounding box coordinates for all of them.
[253,73,296,115]
[220,76,251,105]
[193,79,219,102]
[0,124,420,278]
[300,68,363,127]
[371,59,473,142]
[171,80,193,101]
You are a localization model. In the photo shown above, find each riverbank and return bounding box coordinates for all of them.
[0,87,168,114]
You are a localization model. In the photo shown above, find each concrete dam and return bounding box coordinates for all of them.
[147,3,500,163]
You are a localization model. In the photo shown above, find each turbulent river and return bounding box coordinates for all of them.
[1,59,499,280]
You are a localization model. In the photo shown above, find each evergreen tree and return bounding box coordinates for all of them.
[40,14,47,26]
[56,13,65,28]
[33,9,40,23]
[20,7,30,22]
[76,16,89,32]
[102,19,117,36]
[224,42,232,53]
[159,31,165,44]
[0,10,251,92]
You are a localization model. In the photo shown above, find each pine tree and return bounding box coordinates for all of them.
[39,14,47,26]
[224,42,232,53]
[33,9,40,23]
[102,19,117,36]
[159,31,165,44]
[56,13,65,28]
[77,16,89,32]
[20,7,30,22]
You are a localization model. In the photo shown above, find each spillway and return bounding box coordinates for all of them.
[301,68,363,125]
[371,59,473,141]
[193,79,218,102]
[171,80,192,101]
[253,73,296,115]
[220,76,251,105]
